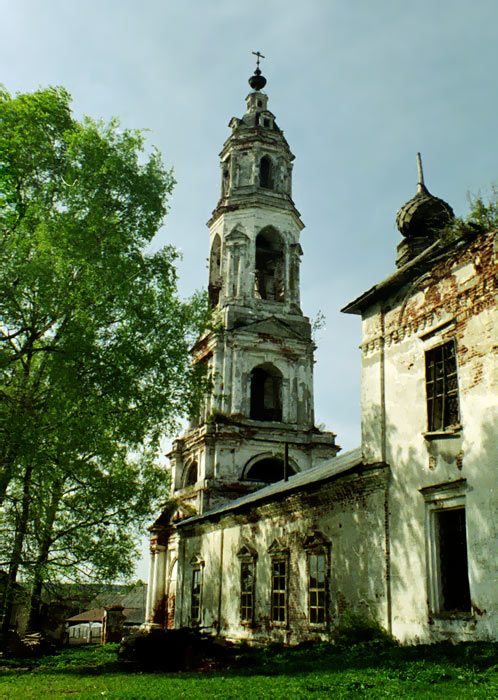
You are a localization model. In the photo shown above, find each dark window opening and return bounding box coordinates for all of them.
[257,99,263,107]
[183,461,198,487]
[263,118,271,128]
[254,228,285,302]
[191,568,202,624]
[208,235,222,307]
[436,508,471,613]
[259,155,274,189]
[308,553,326,624]
[250,364,283,421]
[240,561,255,622]
[271,559,287,623]
[425,341,460,431]
[245,457,295,483]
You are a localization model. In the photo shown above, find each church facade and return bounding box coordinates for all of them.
[145,67,497,645]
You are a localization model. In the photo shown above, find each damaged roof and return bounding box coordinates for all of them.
[341,231,479,315]
[177,447,370,527]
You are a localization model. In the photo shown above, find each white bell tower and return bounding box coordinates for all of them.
[168,58,339,514]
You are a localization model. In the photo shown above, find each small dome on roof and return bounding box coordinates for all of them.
[396,154,453,238]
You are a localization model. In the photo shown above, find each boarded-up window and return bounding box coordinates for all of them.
[425,341,460,431]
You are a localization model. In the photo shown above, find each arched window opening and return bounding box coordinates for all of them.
[250,364,283,422]
[221,157,230,196]
[208,235,222,307]
[254,228,285,302]
[183,461,198,487]
[259,155,273,189]
[245,458,295,483]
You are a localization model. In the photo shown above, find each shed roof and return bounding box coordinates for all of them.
[66,607,139,624]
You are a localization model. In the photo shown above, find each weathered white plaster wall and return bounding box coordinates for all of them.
[360,232,497,643]
[174,467,388,644]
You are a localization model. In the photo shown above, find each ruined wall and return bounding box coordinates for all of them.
[174,467,388,645]
[360,232,498,643]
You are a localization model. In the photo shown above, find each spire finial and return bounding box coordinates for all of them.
[249,51,267,91]
[417,152,425,193]
[252,51,265,72]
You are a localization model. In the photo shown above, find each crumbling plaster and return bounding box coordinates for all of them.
[359,232,497,643]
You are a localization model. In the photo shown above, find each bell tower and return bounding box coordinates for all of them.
[168,58,339,514]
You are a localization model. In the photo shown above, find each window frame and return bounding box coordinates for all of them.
[303,531,330,627]
[189,555,204,626]
[424,340,461,433]
[270,556,288,626]
[420,481,472,619]
[268,539,289,627]
[307,551,327,626]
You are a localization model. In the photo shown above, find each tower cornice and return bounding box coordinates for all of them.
[207,191,304,229]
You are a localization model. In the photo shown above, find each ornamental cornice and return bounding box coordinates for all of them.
[361,274,497,356]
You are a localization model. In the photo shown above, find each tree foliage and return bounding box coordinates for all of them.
[442,184,498,241]
[0,86,209,631]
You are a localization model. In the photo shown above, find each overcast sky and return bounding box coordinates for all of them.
[2,0,496,578]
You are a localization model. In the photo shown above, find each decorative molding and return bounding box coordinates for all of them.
[361,275,497,355]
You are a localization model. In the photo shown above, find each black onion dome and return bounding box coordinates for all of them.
[396,155,454,238]
[249,68,267,91]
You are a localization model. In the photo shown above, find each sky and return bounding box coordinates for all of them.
[2,0,497,578]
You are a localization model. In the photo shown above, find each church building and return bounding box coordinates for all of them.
[145,63,497,645]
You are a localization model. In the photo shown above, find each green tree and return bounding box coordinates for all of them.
[0,86,208,633]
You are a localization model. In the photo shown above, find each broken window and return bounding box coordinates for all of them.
[244,457,295,483]
[254,228,285,302]
[271,558,287,624]
[425,341,460,431]
[308,553,326,624]
[208,234,222,307]
[250,363,283,422]
[435,508,471,613]
[190,566,202,625]
[259,155,273,189]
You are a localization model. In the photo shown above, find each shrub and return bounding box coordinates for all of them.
[334,611,396,647]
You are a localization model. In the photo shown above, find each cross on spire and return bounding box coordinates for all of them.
[252,51,265,70]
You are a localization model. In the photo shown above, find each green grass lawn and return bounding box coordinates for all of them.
[0,640,496,699]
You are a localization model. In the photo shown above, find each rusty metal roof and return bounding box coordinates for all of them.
[177,447,368,527]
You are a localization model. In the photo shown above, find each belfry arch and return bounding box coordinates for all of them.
[254,227,285,302]
[208,234,222,306]
[259,155,274,189]
[250,362,283,422]
[242,454,297,483]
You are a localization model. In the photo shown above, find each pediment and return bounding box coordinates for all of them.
[226,226,249,243]
[303,530,330,550]
[268,538,288,555]
[237,542,258,559]
[238,316,307,341]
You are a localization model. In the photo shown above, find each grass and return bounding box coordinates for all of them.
[0,640,496,699]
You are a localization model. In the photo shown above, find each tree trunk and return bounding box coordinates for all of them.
[0,462,33,634]
[27,478,64,632]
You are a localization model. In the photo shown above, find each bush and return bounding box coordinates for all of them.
[334,611,396,647]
